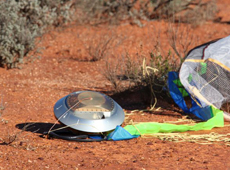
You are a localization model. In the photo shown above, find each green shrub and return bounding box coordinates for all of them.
[0,0,76,69]
[102,48,178,108]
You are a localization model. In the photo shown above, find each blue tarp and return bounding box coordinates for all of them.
[107,125,139,141]
[167,72,213,120]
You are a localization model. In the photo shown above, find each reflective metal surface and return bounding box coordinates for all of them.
[54,91,125,133]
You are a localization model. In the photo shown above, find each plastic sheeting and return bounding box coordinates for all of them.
[107,125,139,141]
[124,106,224,136]
[168,71,213,120]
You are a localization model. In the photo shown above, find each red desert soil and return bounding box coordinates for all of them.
[1,1,230,170]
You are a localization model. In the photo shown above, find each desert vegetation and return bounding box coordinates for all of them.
[0,0,217,109]
[0,0,216,66]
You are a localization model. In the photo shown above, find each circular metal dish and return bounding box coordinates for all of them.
[53,91,124,133]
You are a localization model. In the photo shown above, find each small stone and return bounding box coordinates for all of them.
[38,157,44,160]
[147,142,153,145]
